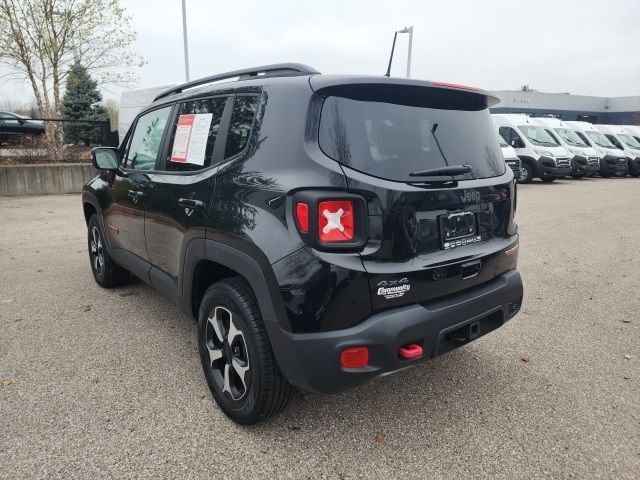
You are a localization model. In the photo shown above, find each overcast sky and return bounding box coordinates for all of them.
[2,0,639,105]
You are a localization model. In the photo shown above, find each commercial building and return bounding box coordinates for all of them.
[490,90,640,125]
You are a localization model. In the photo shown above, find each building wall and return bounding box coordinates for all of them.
[490,90,640,125]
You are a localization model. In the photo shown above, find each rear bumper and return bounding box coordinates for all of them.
[601,155,628,176]
[270,269,523,393]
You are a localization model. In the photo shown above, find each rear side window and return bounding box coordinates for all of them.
[224,95,259,159]
[164,97,228,172]
[319,96,505,182]
[125,106,172,170]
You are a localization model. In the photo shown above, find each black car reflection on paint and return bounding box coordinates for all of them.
[82,64,523,424]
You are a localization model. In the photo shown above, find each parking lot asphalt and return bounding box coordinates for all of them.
[1,177,639,479]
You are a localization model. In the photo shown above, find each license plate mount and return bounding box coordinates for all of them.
[439,211,480,251]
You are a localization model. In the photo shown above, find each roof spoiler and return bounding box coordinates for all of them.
[153,63,319,102]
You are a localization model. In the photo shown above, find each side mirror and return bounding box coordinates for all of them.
[91,147,119,171]
[510,138,523,149]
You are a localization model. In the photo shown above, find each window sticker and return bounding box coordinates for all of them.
[170,114,194,163]
[170,113,213,165]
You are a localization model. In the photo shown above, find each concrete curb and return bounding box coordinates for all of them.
[0,163,96,195]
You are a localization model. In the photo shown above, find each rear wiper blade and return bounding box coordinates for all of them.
[409,164,472,177]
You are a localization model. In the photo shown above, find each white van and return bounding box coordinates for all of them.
[497,134,522,180]
[533,117,600,178]
[492,114,571,183]
[119,85,176,144]
[564,121,629,177]
[594,125,640,177]
[622,125,640,144]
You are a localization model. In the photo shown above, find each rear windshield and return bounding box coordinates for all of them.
[318,96,505,182]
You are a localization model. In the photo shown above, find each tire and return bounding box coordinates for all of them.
[198,277,292,424]
[541,176,556,182]
[519,163,533,184]
[87,214,129,287]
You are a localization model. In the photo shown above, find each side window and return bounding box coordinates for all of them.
[605,134,623,150]
[546,129,560,144]
[499,126,520,145]
[225,95,259,159]
[125,106,172,170]
[575,131,591,147]
[164,97,228,172]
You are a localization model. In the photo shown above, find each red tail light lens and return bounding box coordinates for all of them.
[295,202,309,233]
[340,347,369,368]
[318,200,354,242]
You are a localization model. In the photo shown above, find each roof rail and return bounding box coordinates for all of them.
[153,63,319,101]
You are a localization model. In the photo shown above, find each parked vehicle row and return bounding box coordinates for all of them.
[493,113,640,182]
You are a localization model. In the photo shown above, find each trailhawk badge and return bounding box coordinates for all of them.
[377,278,411,300]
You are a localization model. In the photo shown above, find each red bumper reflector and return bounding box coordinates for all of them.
[398,343,423,360]
[340,347,369,368]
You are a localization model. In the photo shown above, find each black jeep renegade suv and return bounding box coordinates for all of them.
[83,64,523,424]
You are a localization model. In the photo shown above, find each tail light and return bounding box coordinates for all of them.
[318,200,354,242]
[292,192,367,251]
[295,202,309,233]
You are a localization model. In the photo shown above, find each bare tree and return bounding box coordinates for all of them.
[519,85,533,92]
[0,0,143,158]
[103,98,119,131]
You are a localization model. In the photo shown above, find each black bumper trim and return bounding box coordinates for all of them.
[268,269,523,393]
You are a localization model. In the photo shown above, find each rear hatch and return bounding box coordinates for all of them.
[312,79,519,311]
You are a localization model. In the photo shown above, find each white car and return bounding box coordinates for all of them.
[564,121,629,177]
[493,114,571,183]
[594,124,640,177]
[533,117,600,178]
[498,134,521,181]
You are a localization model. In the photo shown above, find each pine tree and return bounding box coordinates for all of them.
[61,64,108,146]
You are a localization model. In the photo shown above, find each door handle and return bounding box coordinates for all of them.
[178,198,205,209]
[128,189,144,198]
[128,189,144,203]
[460,260,481,282]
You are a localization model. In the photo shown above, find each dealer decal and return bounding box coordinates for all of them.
[377,278,411,300]
[170,113,213,165]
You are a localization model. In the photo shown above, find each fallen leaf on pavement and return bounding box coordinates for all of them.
[83,305,92,312]
[622,319,631,324]
[520,356,530,363]
[0,378,12,387]
[374,433,384,443]
[623,355,632,360]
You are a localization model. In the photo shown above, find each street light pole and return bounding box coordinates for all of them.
[398,26,413,78]
[181,0,190,82]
